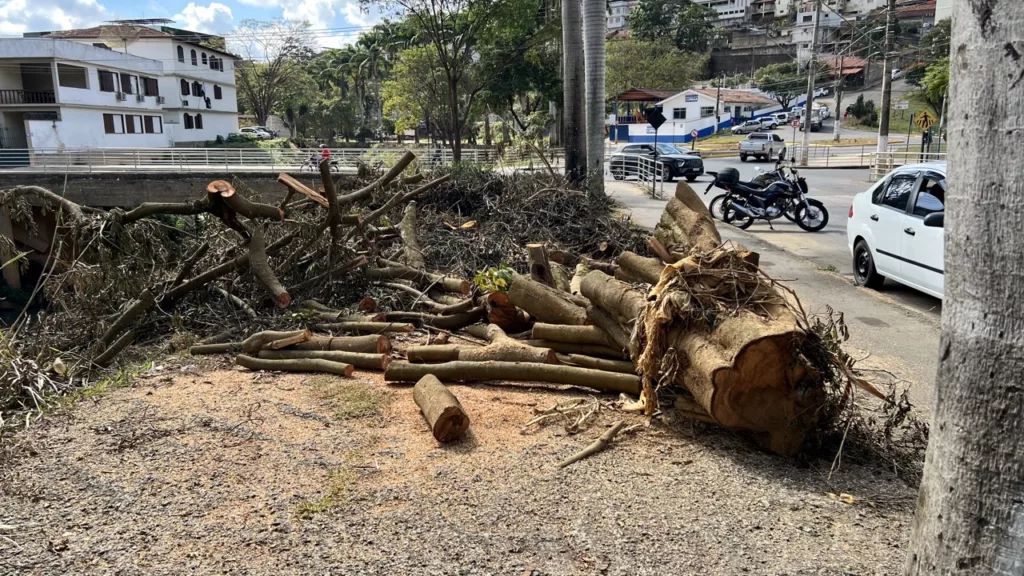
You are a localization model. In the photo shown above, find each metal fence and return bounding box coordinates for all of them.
[0,146,566,174]
[870,151,947,180]
[609,154,668,199]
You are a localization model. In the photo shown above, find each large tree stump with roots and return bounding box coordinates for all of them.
[653,181,721,257]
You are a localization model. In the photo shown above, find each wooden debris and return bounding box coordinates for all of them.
[413,374,471,442]
[235,354,355,376]
[557,421,626,468]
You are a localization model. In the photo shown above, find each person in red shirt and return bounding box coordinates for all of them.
[320,144,331,161]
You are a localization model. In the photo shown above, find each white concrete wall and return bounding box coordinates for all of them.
[659,91,724,123]
[163,110,237,144]
[56,63,164,110]
[0,39,162,76]
[120,38,235,87]
[694,0,750,20]
[934,0,951,21]
[27,107,171,149]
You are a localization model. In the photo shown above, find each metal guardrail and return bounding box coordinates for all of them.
[0,147,566,174]
[608,154,667,199]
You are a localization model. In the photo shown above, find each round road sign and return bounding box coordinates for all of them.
[690,129,699,139]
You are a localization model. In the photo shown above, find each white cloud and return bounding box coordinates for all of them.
[0,0,107,34]
[318,31,361,49]
[341,2,367,27]
[173,2,233,34]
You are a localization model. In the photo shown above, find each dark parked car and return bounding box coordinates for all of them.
[609,143,704,182]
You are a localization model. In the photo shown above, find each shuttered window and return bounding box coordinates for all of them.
[103,114,124,134]
[144,116,163,134]
[98,70,116,92]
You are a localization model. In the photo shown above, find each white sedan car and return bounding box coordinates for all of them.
[847,162,946,299]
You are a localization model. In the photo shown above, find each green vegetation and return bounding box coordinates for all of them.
[628,0,719,53]
[207,136,293,149]
[605,38,706,97]
[754,62,829,110]
[294,465,356,519]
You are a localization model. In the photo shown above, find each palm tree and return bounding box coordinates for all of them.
[582,0,606,196]
[562,0,586,182]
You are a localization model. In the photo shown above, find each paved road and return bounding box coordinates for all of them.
[608,158,944,320]
[606,179,940,414]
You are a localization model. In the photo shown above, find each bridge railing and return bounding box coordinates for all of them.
[0,147,564,174]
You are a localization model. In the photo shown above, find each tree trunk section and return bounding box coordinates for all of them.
[235,354,355,377]
[241,329,311,354]
[556,354,635,374]
[582,0,606,196]
[615,251,663,285]
[531,323,613,347]
[413,374,471,442]
[258,349,390,370]
[385,360,640,395]
[654,182,722,256]
[906,4,1024,573]
[314,321,416,334]
[293,335,390,354]
[507,274,588,325]
[398,201,426,269]
[562,0,586,182]
[458,324,558,364]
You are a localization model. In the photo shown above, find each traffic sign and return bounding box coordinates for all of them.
[645,106,666,131]
[791,118,800,127]
[895,100,910,110]
[690,129,699,139]
[915,109,937,132]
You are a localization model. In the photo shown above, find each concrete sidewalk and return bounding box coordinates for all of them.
[607,180,940,414]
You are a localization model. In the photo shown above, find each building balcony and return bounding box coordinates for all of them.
[0,90,56,105]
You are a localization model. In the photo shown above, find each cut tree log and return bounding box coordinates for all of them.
[653,181,721,256]
[247,226,290,307]
[521,339,628,359]
[235,354,354,377]
[241,329,311,354]
[292,335,391,354]
[366,260,470,294]
[555,354,635,374]
[263,331,313,350]
[579,270,645,326]
[207,180,284,221]
[507,274,588,325]
[459,324,558,364]
[484,291,531,333]
[528,243,555,287]
[258,349,390,370]
[531,324,613,348]
[413,374,471,442]
[398,201,425,269]
[199,330,235,345]
[385,361,641,395]
[314,321,416,334]
[277,173,329,208]
[615,251,663,285]
[92,330,134,367]
[406,344,463,362]
[172,244,211,286]
[190,342,242,355]
[648,236,676,264]
[381,308,485,331]
[335,150,416,205]
[585,306,631,352]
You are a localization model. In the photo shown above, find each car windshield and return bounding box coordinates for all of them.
[656,144,682,155]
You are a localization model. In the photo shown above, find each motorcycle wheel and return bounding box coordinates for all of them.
[709,194,728,220]
[795,200,829,232]
[723,202,754,230]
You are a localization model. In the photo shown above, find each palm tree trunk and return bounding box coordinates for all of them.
[448,77,462,162]
[562,0,586,183]
[905,3,1024,573]
[582,0,606,196]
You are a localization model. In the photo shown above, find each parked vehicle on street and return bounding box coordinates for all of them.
[249,126,279,137]
[798,113,822,132]
[731,120,763,135]
[892,68,903,80]
[609,143,704,182]
[847,162,945,299]
[705,148,829,232]
[240,127,274,140]
[738,132,786,162]
[818,106,831,119]
[757,117,779,130]
[772,112,791,124]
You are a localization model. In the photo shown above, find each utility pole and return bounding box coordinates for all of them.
[833,54,844,141]
[799,0,822,166]
[715,75,722,130]
[876,0,896,155]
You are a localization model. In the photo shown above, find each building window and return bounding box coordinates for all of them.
[194,113,203,129]
[209,56,220,71]
[142,77,159,97]
[214,85,222,100]
[57,64,88,89]
[802,14,812,22]
[98,69,116,92]
[673,108,686,120]
[183,113,194,129]
[177,45,184,63]
[191,49,198,65]
[144,115,163,134]
[125,115,143,134]
[103,113,124,134]
[180,79,189,96]
[202,53,208,65]
[191,81,202,97]
[119,73,137,95]
[700,106,715,118]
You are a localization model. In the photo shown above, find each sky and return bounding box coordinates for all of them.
[0,0,384,48]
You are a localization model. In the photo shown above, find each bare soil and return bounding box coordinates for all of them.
[1,356,917,575]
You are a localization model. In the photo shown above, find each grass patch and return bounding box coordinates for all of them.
[294,465,356,519]
[61,361,153,405]
[309,375,387,420]
[818,264,839,273]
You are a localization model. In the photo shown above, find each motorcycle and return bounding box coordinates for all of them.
[300,153,340,173]
[704,148,829,232]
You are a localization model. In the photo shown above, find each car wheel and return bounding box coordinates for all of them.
[611,168,624,180]
[853,239,886,289]
[740,154,748,162]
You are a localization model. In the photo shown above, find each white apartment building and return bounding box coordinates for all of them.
[0,25,238,151]
[48,24,238,146]
[608,0,639,30]
[934,0,951,20]
[694,0,753,22]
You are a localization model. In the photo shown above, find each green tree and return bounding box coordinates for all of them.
[918,18,950,63]
[629,0,719,53]
[918,57,949,114]
[382,45,455,138]
[605,39,705,97]
[754,62,805,109]
[231,20,314,126]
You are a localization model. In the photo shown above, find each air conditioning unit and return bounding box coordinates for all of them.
[156,96,166,104]
[135,93,145,102]
[115,92,127,101]
[181,99,189,106]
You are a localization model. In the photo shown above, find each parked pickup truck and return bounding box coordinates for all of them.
[738,132,786,162]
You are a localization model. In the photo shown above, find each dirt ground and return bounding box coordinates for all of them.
[1,355,918,575]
